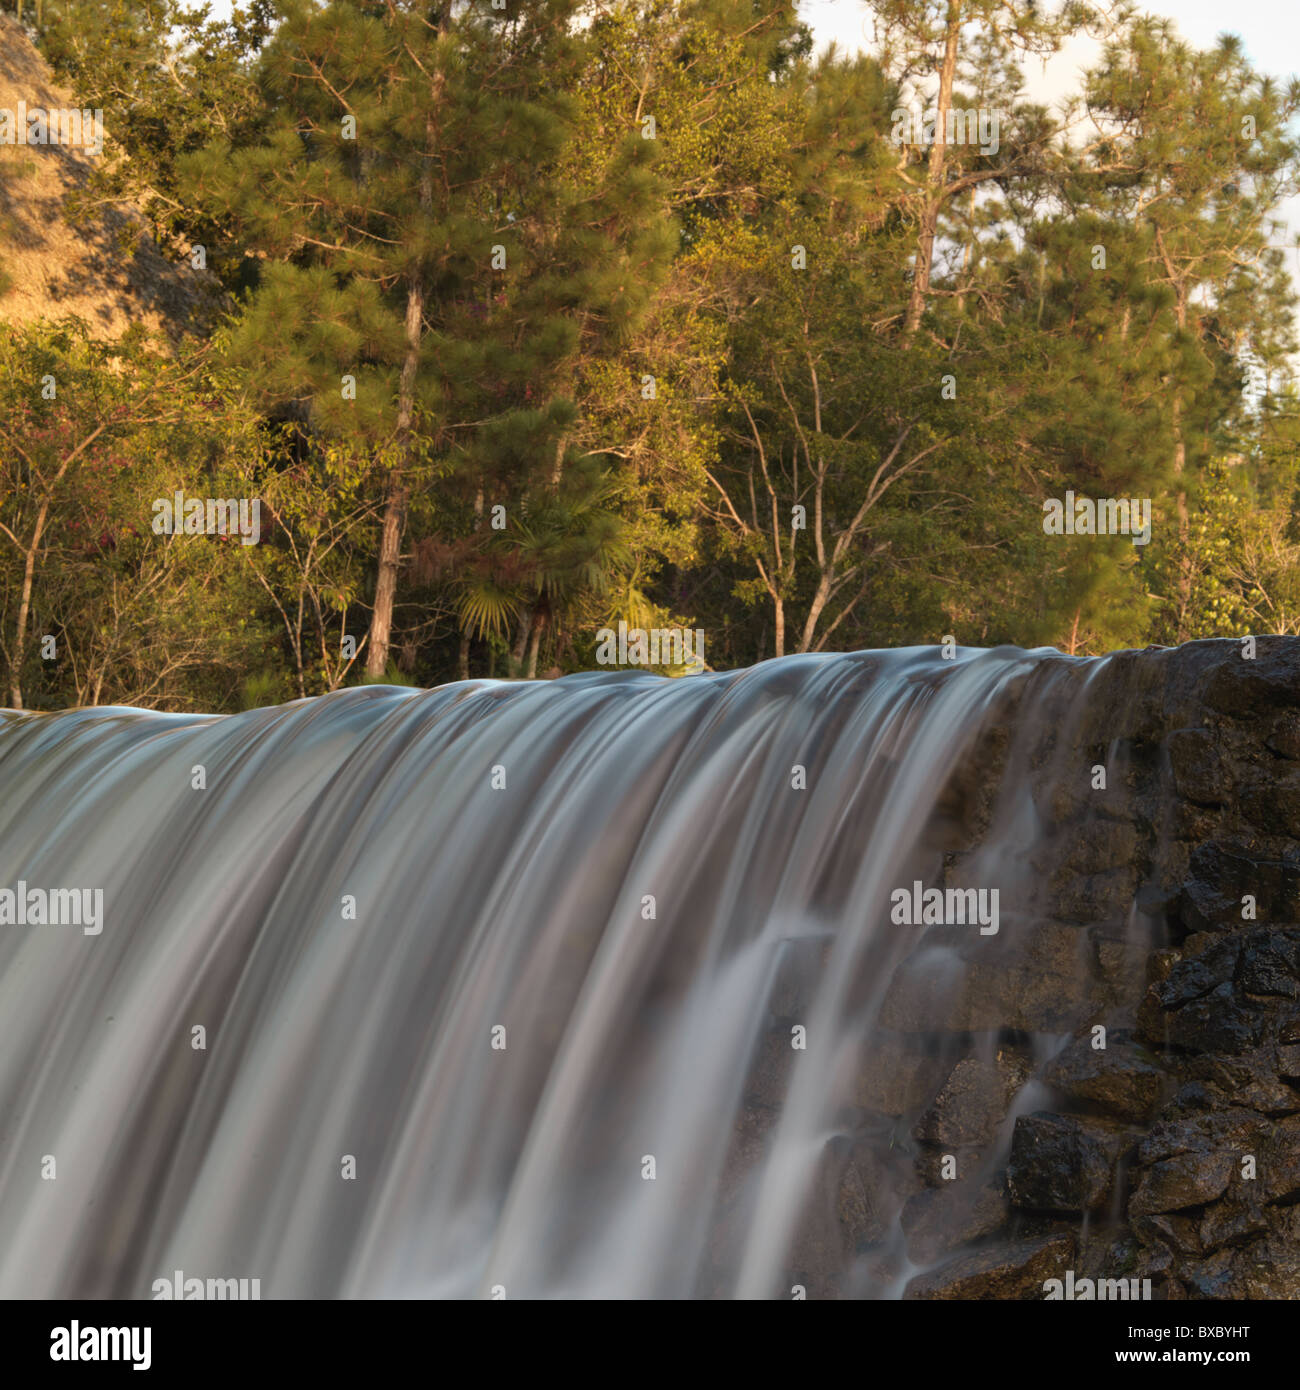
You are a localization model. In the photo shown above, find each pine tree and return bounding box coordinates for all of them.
[185,0,598,677]
[1058,18,1299,643]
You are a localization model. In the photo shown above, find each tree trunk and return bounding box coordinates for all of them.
[366,107,434,677]
[1154,226,1192,641]
[9,497,51,710]
[902,0,962,344]
[1173,417,1191,642]
[773,595,785,659]
[1066,606,1081,656]
[797,572,832,653]
[366,473,410,678]
[525,619,542,680]
[511,604,535,670]
[364,273,424,676]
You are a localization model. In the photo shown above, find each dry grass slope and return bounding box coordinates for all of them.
[0,13,214,342]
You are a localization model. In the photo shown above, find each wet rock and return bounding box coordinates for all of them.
[1241,773,1300,838]
[1204,644,1300,716]
[1071,1230,1171,1298]
[1094,932,1154,1013]
[1181,1214,1300,1298]
[900,1179,1009,1264]
[1180,930,1224,957]
[913,1054,1030,1147]
[1153,938,1240,1010]
[1165,728,1227,806]
[1140,951,1272,1053]
[914,1146,984,1187]
[744,1026,796,1107]
[1052,866,1141,924]
[1172,802,1221,841]
[1129,1152,1236,1217]
[1266,711,1300,760]
[843,641,1300,1296]
[851,1034,951,1116]
[1147,947,1182,990]
[785,1132,898,1294]
[1041,1033,1165,1122]
[1163,1080,1217,1114]
[1008,1112,1133,1213]
[1087,645,1179,740]
[716,1101,776,1211]
[830,1133,895,1248]
[879,923,1096,1033]
[1198,1198,1268,1251]
[1062,819,1143,876]
[1258,1114,1300,1202]
[1137,1107,1265,1165]
[1237,930,1300,999]
[1177,843,1300,933]
[1130,1238,1176,1284]
[767,934,831,1017]
[1132,1212,1203,1259]
[903,1231,1074,1300]
[1186,1050,1300,1115]
[929,726,1007,844]
[1164,983,1270,1055]
[1039,779,1088,826]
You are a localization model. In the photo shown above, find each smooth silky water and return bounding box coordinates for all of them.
[0,646,1111,1297]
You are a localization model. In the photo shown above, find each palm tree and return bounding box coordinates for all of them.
[458,455,633,679]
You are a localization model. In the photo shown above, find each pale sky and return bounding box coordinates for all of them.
[801,0,1300,331]
[802,0,1298,82]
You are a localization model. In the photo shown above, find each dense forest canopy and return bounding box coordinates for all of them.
[3,0,1300,711]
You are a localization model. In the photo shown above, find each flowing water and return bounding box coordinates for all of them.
[0,646,1112,1298]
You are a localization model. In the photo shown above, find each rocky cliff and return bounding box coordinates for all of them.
[0,13,211,340]
[735,638,1300,1298]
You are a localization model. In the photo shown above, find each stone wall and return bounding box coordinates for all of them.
[900,638,1300,1298]
[725,638,1300,1299]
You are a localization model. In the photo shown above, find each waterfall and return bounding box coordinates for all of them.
[0,646,1120,1298]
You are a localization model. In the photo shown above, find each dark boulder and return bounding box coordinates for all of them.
[1008,1112,1134,1213]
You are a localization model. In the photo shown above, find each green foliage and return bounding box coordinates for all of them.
[3,0,1300,707]
[239,668,289,709]
[354,662,418,688]
[35,0,272,265]
[0,319,275,709]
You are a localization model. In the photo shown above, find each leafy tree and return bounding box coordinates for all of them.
[34,0,273,264]
[1070,18,1300,641]
[0,320,272,709]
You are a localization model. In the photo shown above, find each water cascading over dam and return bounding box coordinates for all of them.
[1,641,1297,1299]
